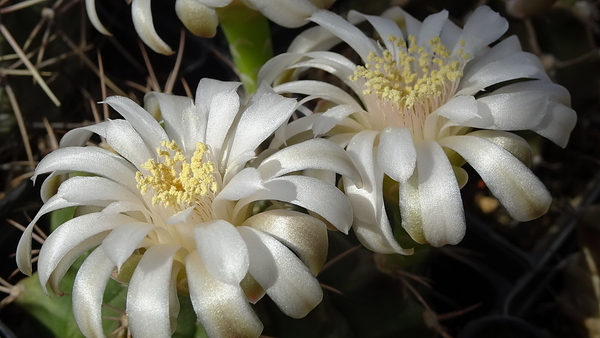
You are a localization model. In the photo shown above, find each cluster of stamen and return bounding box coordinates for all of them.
[136,141,218,218]
[350,34,468,135]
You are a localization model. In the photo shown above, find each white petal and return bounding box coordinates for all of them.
[194,220,249,285]
[257,138,361,185]
[247,0,318,28]
[144,92,194,148]
[466,130,532,166]
[105,120,154,169]
[33,146,139,192]
[417,10,448,46]
[432,95,479,127]
[226,92,296,167]
[241,210,328,275]
[131,0,174,55]
[216,168,265,202]
[380,6,421,40]
[235,175,353,233]
[238,226,323,318]
[205,86,242,162]
[85,0,111,35]
[440,135,551,220]
[127,244,181,337]
[412,141,465,246]
[309,10,378,61]
[453,6,508,57]
[59,121,110,147]
[531,101,576,148]
[72,248,116,338]
[273,80,364,111]
[457,52,547,96]
[347,11,404,51]
[344,130,412,254]
[377,127,416,183]
[185,251,263,338]
[37,213,135,292]
[101,222,154,271]
[475,90,547,130]
[104,96,168,148]
[461,35,523,87]
[287,25,340,54]
[313,104,359,136]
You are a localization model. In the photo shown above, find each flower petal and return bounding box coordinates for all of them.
[185,251,263,338]
[417,10,448,46]
[377,127,416,183]
[131,0,174,54]
[452,6,508,57]
[410,141,465,247]
[101,222,155,271]
[104,96,168,148]
[273,80,364,111]
[72,248,116,338]
[144,92,194,148]
[235,175,354,234]
[105,119,154,169]
[238,226,323,318]
[241,209,328,275]
[313,104,360,136]
[344,130,412,254]
[309,10,379,61]
[85,0,111,35]
[531,100,576,148]
[204,85,242,162]
[440,135,551,221]
[194,220,249,285]
[127,244,181,337]
[257,138,361,186]
[247,0,318,28]
[347,11,404,51]
[465,130,532,166]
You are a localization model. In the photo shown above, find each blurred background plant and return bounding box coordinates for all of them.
[0,0,599,337]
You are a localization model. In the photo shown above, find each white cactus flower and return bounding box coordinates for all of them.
[86,0,335,54]
[16,79,359,338]
[258,6,577,253]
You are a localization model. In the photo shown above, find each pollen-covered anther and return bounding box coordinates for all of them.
[136,140,218,216]
[350,34,464,112]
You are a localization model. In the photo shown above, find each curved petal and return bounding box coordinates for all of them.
[313,104,360,136]
[377,127,416,183]
[38,213,135,293]
[105,119,154,169]
[416,10,448,46]
[235,175,354,234]
[238,226,323,318]
[287,25,340,54]
[241,209,328,275]
[131,0,174,55]
[32,146,139,192]
[344,130,412,254]
[452,6,508,57]
[309,10,379,61]
[194,220,249,285]
[59,121,110,147]
[440,135,551,221]
[273,80,364,111]
[144,92,194,148]
[226,92,296,167]
[257,138,361,186]
[247,0,318,28]
[101,222,155,271]
[531,101,576,148]
[204,86,242,162]
[185,251,263,338]
[72,248,116,338]
[465,130,532,166]
[85,0,111,35]
[127,244,181,337]
[347,11,404,51]
[104,96,168,149]
[410,141,465,247]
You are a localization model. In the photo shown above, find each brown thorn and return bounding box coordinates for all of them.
[0,0,46,14]
[436,303,482,322]
[4,83,35,169]
[23,12,49,52]
[181,78,192,98]
[43,117,59,150]
[321,244,361,272]
[5,219,45,244]
[0,24,61,106]
[164,29,186,94]
[138,40,161,92]
[106,37,146,74]
[97,50,109,120]
[320,283,344,296]
[123,80,150,94]
[0,69,52,76]
[36,9,55,67]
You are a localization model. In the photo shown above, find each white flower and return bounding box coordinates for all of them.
[258,6,577,252]
[16,79,359,337]
[86,0,335,54]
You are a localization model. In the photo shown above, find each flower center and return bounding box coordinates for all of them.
[136,140,219,221]
[350,34,467,138]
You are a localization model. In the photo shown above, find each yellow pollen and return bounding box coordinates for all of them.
[350,34,463,110]
[135,141,218,209]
